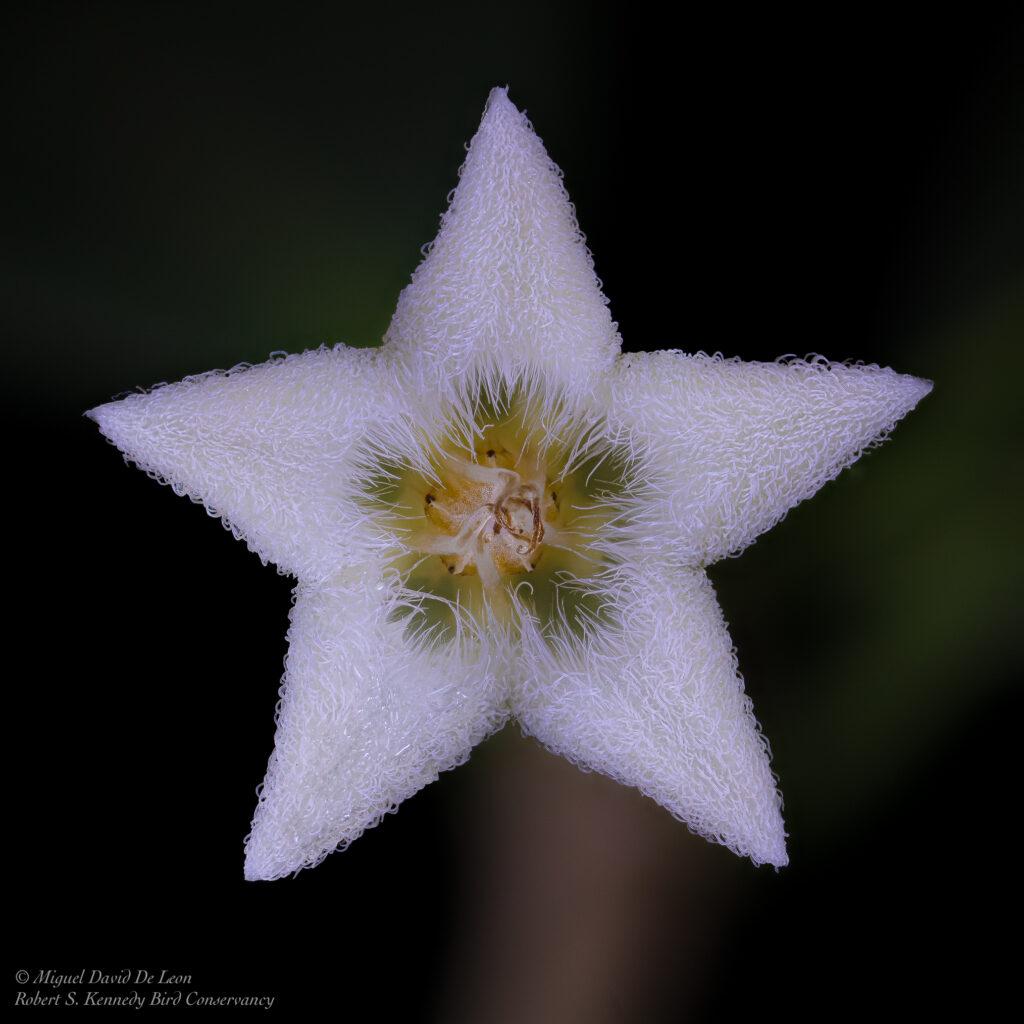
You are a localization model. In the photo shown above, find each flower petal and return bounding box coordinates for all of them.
[607,351,933,565]
[88,346,414,581]
[384,87,621,403]
[244,573,508,880]
[513,564,787,867]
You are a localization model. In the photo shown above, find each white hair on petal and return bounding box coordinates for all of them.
[88,346,422,583]
[606,351,933,566]
[244,571,509,881]
[513,564,788,868]
[384,87,621,406]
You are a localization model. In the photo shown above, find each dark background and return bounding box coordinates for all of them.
[5,2,1020,1019]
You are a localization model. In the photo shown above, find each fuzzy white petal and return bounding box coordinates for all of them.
[244,574,508,881]
[88,90,936,878]
[88,346,412,581]
[607,351,933,565]
[513,564,787,867]
[384,87,621,402]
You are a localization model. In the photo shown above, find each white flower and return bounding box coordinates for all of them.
[88,88,932,881]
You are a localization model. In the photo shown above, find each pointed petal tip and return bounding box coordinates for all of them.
[385,81,621,395]
[758,840,789,869]
[908,372,934,404]
[242,836,265,882]
[242,836,290,883]
[485,84,512,109]
[86,399,127,448]
[86,397,148,459]
[746,821,788,869]
[242,802,335,882]
[889,369,933,421]
[86,400,117,433]
[740,793,788,868]
[479,85,527,132]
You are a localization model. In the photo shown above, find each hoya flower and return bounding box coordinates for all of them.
[89,88,931,881]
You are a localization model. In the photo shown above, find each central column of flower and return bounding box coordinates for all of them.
[415,448,560,589]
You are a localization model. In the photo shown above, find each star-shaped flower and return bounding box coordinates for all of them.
[89,88,931,880]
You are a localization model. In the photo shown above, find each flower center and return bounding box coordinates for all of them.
[418,449,558,587]
[371,388,631,639]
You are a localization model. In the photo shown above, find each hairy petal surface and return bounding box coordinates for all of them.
[513,564,787,867]
[606,351,933,565]
[384,87,621,404]
[244,572,509,881]
[85,87,937,879]
[88,346,416,581]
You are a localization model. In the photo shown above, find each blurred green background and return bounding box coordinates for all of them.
[5,2,1020,1020]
